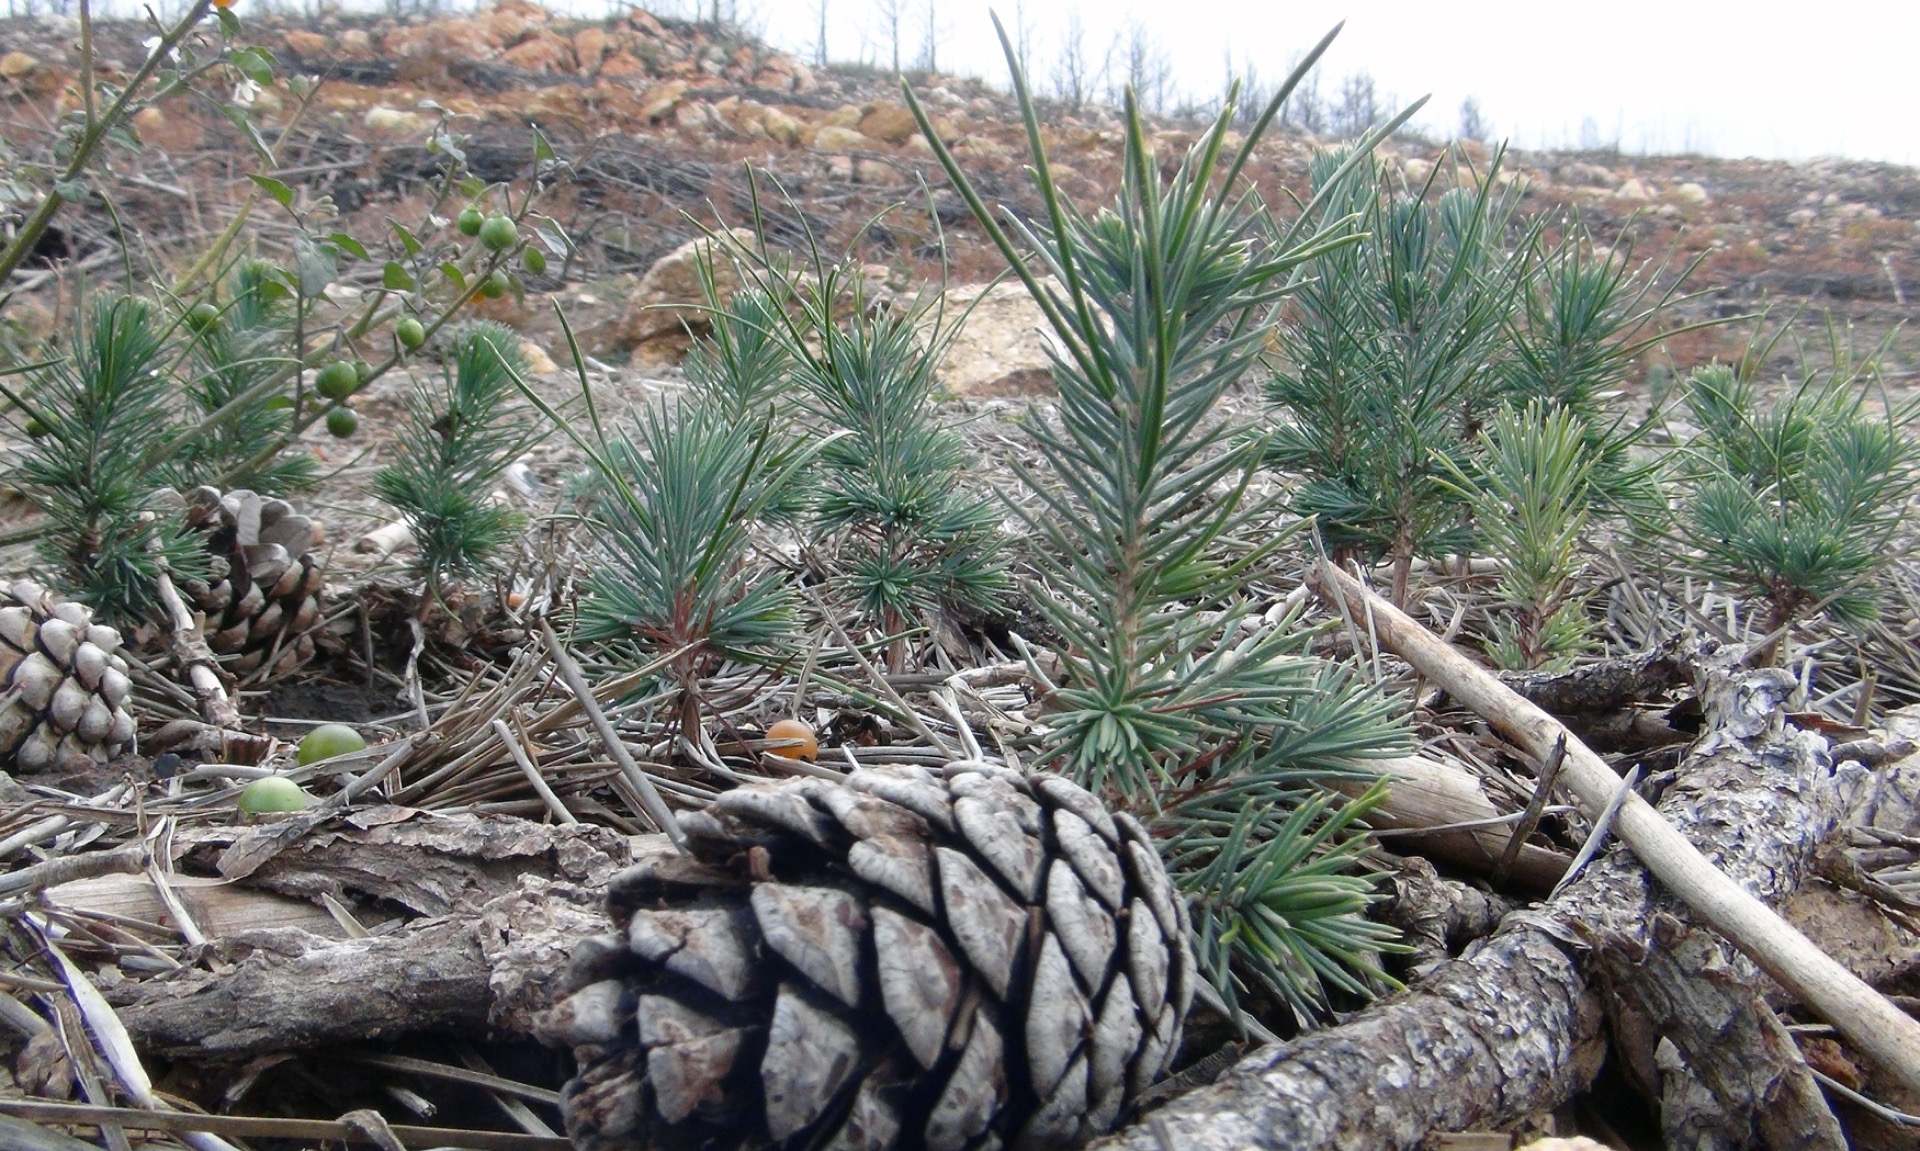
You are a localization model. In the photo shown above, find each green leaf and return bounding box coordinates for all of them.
[389,219,424,256]
[52,178,87,202]
[228,46,276,85]
[216,7,242,37]
[533,128,556,164]
[440,262,466,290]
[383,261,416,290]
[328,232,369,260]
[263,395,295,411]
[534,217,574,257]
[294,237,337,297]
[225,106,275,164]
[249,174,294,208]
[458,175,486,199]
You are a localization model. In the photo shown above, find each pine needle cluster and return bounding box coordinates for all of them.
[1658,332,1920,664]
[373,321,544,595]
[907,22,1411,1024]
[2,296,207,624]
[574,400,806,706]
[1441,402,1604,670]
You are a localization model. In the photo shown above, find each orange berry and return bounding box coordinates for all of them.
[764,718,818,762]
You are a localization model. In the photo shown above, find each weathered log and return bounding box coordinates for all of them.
[99,814,634,1057]
[1312,561,1920,1093]
[1088,604,1853,1148]
[105,875,605,1057]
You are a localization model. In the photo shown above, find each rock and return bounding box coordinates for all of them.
[501,34,573,73]
[858,103,919,145]
[282,30,329,58]
[606,228,758,354]
[811,125,867,154]
[363,106,428,137]
[854,158,904,185]
[132,105,204,151]
[821,103,863,129]
[936,280,1061,398]
[955,136,1012,163]
[337,29,374,60]
[573,26,610,74]
[761,106,800,146]
[637,80,688,122]
[1787,206,1819,227]
[482,0,546,48]
[1614,177,1654,201]
[520,341,559,376]
[599,50,646,78]
[1401,157,1435,186]
[1675,181,1710,205]
[675,100,722,136]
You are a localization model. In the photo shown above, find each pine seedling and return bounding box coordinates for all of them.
[1497,223,1708,516]
[1441,402,1603,670]
[567,397,824,735]
[2,295,206,625]
[907,20,1411,1023]
[163,259,319,496]
[775,246,1008,653]
[1661,336,1920,665]
[1263,148,1535,604]
[696,206,1010,657]
[372,321,544,596]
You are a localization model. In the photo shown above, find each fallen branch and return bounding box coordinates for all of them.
[1094,597,1856,1148]
[1311,559,1920,1095]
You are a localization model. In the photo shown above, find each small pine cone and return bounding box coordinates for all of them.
[0,580,138,772]
[541,762,1195,1151]
[181,487,325,682]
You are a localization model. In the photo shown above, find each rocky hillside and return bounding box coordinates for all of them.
[2,0,1917,382]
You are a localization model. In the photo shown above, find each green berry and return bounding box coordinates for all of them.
[479,269,510,299]
[24,417,51,437]
[396,317,427,350]
[326,406,359,437]
[315,360,359,400]
[297,723,367,765]
[521,247,548,275]
[238,775,310,815]
[457,207,484,237]
[478,215,517,252]
[186,302,220,333]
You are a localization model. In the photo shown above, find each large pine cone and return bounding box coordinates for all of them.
[0,580,137,771]
[542,762,1195,1151]
[179,487,325,682]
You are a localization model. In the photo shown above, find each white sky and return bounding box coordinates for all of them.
[736,0,1918,166]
